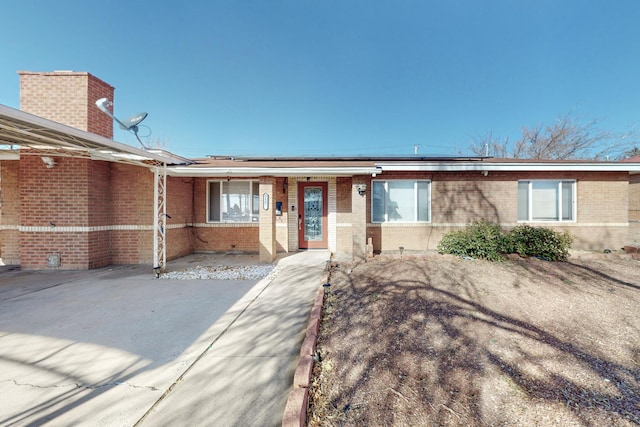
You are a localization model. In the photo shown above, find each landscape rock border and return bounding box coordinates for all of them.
[282,269,330,427]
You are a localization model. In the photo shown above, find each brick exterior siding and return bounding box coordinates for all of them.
[8,157,161,269]
[627,175,640,221]
[19,71,114,138]
[166,176,195,260]
[366,171,630,253]
[0,155,181,268]
[190,177,261,254]
[627,174,640,244]
[109,163,155,265]
[336,177,353,256]
[2,153,634,268]
[0,161,21,264]
[1,70,635,266]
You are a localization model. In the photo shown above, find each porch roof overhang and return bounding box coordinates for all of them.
[0,104,192,167]
[167,165,382,177]
[167,157,384,177]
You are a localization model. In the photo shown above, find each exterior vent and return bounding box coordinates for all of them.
[47,253,61,268]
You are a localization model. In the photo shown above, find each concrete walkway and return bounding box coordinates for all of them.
[0,250,329,427]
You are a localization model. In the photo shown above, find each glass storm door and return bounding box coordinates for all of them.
[298,182,328,249]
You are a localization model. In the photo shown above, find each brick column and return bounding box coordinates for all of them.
[259,177,277,262]
[352,175,368,261]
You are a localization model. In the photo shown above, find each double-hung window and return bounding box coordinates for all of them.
[372,180,431,223]
[208,180,260,222]
[517,180,575,222]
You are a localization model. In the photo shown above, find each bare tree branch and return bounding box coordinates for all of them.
[470,112,640,160]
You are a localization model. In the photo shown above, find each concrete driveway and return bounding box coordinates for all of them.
[0,251,329,426]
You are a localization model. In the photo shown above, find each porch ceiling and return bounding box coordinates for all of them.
[0,104,190,167]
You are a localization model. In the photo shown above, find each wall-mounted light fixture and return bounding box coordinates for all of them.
[282,177,288,193]
[41,156,56,168]
[481,170,489,177]
[355,184,367,196]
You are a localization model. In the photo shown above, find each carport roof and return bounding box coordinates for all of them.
[0,104,191,167]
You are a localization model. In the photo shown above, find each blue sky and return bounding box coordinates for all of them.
[1,1,639,158]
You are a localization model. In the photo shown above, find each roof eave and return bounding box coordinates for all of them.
[167,166,382,177]
[378,162,640,172]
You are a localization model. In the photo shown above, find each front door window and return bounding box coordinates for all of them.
[304,186,323,241]
[298,182,328,249]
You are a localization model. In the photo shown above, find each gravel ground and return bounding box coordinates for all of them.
[160,264,278,280]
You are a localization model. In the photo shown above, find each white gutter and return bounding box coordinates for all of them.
[167,166,382,177]
[0,104,186,165]
[378,162,640,173]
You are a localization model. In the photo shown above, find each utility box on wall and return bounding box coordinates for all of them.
[47,253,61,268]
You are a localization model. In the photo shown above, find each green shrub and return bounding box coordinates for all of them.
[437,221,506,261]
[504,225,573,261]
[437,222,573,262]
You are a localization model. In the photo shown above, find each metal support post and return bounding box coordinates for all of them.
[153,164,167,276]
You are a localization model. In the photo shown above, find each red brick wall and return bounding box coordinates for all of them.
[11,158,172,268]
[193,178,208,224]
[20,232,89,270]
[19,156,89,268]
[87,161,112,267]
[110,163,154,225]
[20,156,89,227]
[0,161,20,264]
[110,230,155,265]
[86,74,115,138]
[193,226,260,253]
[19,71,114,138]
[110,163,155,264]
[88,161,111,226]
[166,176,194,260]
[88,230,111,269]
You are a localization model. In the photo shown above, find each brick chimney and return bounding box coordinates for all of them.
[18,70,115,139]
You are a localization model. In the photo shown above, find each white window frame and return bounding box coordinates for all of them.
[517,179,576,222]
[371,179,431,223]
[206,180,260,223]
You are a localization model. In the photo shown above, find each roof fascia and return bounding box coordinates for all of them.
[167,166,381,177]
[378,162,640,173]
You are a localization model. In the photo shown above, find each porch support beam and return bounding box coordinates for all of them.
[153,164,167,274]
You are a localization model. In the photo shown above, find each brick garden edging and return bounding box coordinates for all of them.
[282,270,329,427]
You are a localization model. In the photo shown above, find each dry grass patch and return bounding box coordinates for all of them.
[308,254,640,426]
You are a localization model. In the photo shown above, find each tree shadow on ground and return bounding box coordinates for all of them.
[310,256,640,426]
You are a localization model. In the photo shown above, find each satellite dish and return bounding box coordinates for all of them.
[95,98,149,149]
[120,112,148,131]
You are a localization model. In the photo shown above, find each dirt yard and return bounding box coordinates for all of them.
[307,253,640,426]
